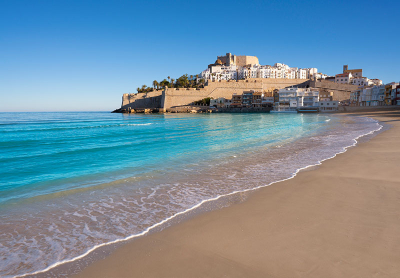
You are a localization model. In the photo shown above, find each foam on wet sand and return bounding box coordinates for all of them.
[73,109,400,278]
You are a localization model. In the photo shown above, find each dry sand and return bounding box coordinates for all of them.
[74,109,400,278]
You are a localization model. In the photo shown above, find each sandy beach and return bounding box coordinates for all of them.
[74,109,400,278]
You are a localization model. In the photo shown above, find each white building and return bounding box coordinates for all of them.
[262,96,275,106]
[203,65,239,81]
[314,73,329,80]
[370,79,383,86]
[371,85,385,106]
[335,73,352,84]
[200,60,318,81]
[274,88,319,112]
[352,85,387,106]
[319,100,339,112]
[360,87,373,106]
[352,77,372,87]
[210,97,231,108]
[307,68,318,79]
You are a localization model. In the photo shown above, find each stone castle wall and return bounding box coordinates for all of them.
[120,79,357,110]
[236,56,259,67]
[309,80,359,101]
[122,90,163,110]
[217,53,259,67]
[162,78,310,109]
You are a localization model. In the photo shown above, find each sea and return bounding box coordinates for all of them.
[0,112,382,277]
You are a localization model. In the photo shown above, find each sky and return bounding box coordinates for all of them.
[0,0,399,112]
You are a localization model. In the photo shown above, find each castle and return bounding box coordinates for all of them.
[201,53,318,81]
[215,53,259,67]
[119,53,361,112]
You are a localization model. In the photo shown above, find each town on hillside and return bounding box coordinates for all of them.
[117,53,400,113]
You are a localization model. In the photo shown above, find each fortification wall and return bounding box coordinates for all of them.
[161,79,309,109]
[310,80,359,101]
[119,79,363,110]
[162,88,212,109]
[121,90,163,109]
[236,56,259,67]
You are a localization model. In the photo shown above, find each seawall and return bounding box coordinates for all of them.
[121,90,163,110]
[162,79,309,109]
[310,79,359,101]
[120,78,357,111]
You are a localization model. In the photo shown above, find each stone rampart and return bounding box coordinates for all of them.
[121,90,163,110]
[236,56,259,67]
[119,79,358,110]
[310,80,359,101]
[161,79,309,109]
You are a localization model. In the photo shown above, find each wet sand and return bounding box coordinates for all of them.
[74,109,400,278]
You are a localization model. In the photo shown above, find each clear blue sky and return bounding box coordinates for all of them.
[1,0,399,112]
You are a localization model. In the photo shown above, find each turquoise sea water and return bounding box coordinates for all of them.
[0,112,381,277]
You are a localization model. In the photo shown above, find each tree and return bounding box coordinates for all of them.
[189,75,194,87]
[194,97,213,106]
[136,87,140,93]
[152,80,158,90]
[159,79,170,88]
[171,78,175,87]
[175,74,189,88]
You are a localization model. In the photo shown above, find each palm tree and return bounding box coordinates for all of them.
[167,76,170,82]
[152,80,158,90]
[171,78,175,88]
[136,87,140,93]
[199,78,205,85]
[189,75,193,88]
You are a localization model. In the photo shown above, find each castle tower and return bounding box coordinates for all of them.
[226,53,235,66]
[343,65,348,73]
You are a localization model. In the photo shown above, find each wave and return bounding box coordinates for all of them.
[14,117,383,278]
[0,123,153,133]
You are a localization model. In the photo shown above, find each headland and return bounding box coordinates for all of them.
[115,52,399,114]
[115,53,384,113]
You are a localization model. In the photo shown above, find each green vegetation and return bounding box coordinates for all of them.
[136,74,207,94]
[193,97,213,106]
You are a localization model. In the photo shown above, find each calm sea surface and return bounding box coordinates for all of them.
[0,112,381,277]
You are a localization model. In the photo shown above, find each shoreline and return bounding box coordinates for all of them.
[5,113,363,278]
[14,109,398,278]
[70,109,400,278]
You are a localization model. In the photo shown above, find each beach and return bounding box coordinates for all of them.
[73,109,400,278]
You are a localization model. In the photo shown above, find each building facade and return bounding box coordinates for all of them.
[274,88,319,112]
[319,100,339,112]
[200,54,318,82]
[335,73,352,84]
